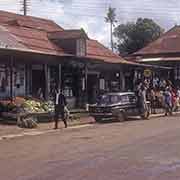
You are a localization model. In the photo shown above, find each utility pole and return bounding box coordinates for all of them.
[20,0,30,16]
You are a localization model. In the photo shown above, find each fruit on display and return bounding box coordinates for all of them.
[0,97,55,114]
[22,100,54,113]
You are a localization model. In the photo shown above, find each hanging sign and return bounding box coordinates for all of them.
[143,69,152,77]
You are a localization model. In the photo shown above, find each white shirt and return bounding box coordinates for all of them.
[177,90,180,98]
[55,92,60,105]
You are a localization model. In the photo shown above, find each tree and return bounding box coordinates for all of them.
[105,6,117,52]
[114,18,164,56]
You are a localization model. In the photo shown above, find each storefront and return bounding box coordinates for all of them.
[0,62,26,99]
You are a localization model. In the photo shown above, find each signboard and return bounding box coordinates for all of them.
[143,69,152,77]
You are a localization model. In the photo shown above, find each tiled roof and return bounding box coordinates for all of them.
[86,39,135,64]
[4,25,65,55]
[0,24,66,56]
[0,11,67,56]
[0,10,143,65]
[0,10,63,32]
[134,26,180,56]
[48,29,88,40]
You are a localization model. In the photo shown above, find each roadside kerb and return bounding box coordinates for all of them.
[0,112,180,141]
[0,124,93,141]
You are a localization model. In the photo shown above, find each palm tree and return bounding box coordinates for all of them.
[105,6,117,51]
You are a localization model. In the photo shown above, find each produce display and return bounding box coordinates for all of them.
[0,97,55,114]
[22,100,54,113]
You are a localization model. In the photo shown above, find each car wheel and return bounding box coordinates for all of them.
[116,111,126,122]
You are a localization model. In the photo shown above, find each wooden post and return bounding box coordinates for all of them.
[10,56,13,102]
[84,64,88,107]
[120,69,125,91]
[25,64,32,96]
[25,64,29,96]
[118,72,121,91]
[58,64,62,90]
[44,64,49,100]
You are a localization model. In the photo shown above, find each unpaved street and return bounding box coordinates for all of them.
[1,115,180,180]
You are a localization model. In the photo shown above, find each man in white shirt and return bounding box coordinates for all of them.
[54,89,67,129]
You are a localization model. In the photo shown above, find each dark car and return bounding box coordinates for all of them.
[89,92,150,122]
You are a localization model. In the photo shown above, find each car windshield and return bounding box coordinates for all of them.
[98,94,120,105]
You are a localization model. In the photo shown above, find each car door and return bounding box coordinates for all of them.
[122,94,137,116]
[128,94,139,116]
[120,95,131,115]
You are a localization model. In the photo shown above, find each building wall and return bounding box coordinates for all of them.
[0,63,26,99]
[13,64,26,97]
[0,64,10,98]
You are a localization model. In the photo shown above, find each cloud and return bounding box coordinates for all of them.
[1,0,180,48]
[0,0,19,12]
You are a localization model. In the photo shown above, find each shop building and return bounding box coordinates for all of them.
[130,25,180,87]
[0,10,167,109]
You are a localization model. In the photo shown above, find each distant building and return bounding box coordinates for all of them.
[130,26,180,88]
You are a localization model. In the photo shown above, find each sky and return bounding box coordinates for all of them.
[1,0,180,48]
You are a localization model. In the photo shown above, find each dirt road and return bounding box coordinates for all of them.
[1,115,180,180]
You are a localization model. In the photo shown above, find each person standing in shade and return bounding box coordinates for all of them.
[54,89,67,129]
[139,84,147,115]
[164,87,172,116]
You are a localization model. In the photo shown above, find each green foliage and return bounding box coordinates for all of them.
[105,6,117,25]
[114,18,164,55]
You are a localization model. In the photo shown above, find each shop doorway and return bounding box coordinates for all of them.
[32,65,45,97]
[87,74,99,104]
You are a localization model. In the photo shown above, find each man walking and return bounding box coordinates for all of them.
[54,89,67,129]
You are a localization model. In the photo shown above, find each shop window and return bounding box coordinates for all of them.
[110,81,119,92]
[63,87,73,97]
[63,72,74,98]
[76,39,86,56]
[0,65,9,93]
[14,65,25,88]
[13,64,25,96]
[174,67,180,80]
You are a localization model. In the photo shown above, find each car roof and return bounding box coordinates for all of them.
[104,92,135,96]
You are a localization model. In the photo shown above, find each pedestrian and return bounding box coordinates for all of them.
[164,87,173,116]
[150,87,156,114]
[135,82,142,113]
[139,84,148,115]
[177,86,180,98]
[171,88,178,111]
[54,89,67,129]
[37,88,44,100]
[176,86,180,109]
